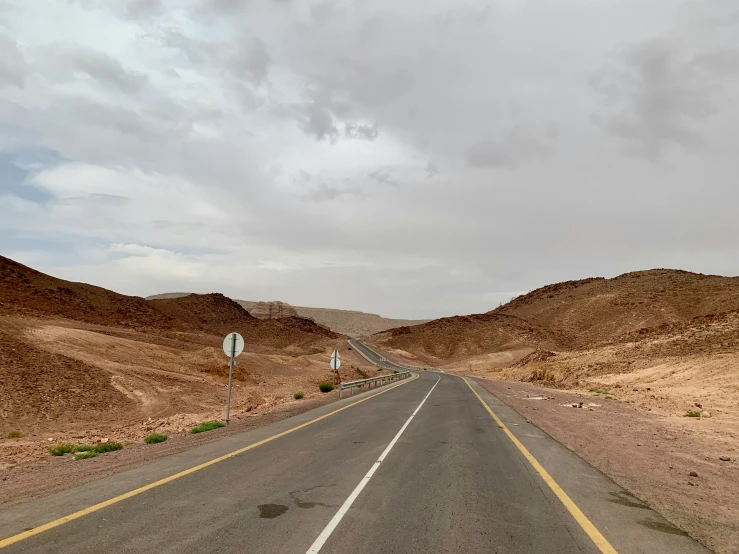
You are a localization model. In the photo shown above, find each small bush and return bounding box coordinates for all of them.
[144,433,168,444]
[6,431,22,439]
[74,445,95,452]
[49,443,76,456]
[588,389,609,395]
[94,441,123,453]
[685,410,701,418]
[74,451,99,461]
[191,421,225,434]
[318,382,334,393]
[293,392,304,400]
[604,396,613,400]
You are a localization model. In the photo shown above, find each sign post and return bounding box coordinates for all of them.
[223,332,245,425]
[330,348,341,385]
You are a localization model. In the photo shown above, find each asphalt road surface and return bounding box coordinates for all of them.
[0,341,710,553]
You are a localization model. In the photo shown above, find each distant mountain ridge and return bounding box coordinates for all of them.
[147,294,428,336]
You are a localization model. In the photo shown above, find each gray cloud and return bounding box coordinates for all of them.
[304,182,360,203]
[60,194,131,206]
[592,39,717,159]
[466,128,554,168]
[367,168,395,185]
[2,0,739,319]
[344,122,378,141]
[0,35,27,88]
[123,0,163,19]
[37,44,148,93]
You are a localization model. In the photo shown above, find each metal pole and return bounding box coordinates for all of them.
[226,332,236,425]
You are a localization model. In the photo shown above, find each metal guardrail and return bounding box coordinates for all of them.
[339,370,411,398]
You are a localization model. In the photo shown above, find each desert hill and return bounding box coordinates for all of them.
[492,269,739,348]
[373,313,559,363]
[1,256,175,329]
[372,269,739,363]
[0,256,358,461]
[148,293,428,336]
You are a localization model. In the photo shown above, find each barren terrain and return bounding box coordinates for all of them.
[0,256,375,469]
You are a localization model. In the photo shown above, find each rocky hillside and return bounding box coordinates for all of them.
[0,257,339,347]
[372,269,739,362]
[493,270,739,348]
[1,256,175,329]
[374,313,559,363]
[240,300,299,320]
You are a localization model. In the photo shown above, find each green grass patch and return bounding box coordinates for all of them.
[588,388,609,395]
[191,421,225,434]
[318,382,334,393]
[49,444,75,456]
[74,451,99,461]
[144,433,168,444]
[604,395,614,400]
[293,392,304,400]
[93,441,123,453]
[685,410,702,418]
[6,431,22,439]
[74,444,95,453]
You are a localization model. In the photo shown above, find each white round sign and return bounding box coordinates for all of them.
[223,332,244,357]
[330,357,341,370]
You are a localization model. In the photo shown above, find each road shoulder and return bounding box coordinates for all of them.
[463,376,712,554]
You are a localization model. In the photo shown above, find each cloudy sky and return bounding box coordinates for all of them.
[1,0,738,319]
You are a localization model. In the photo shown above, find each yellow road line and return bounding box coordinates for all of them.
[0,374,419,550]
[461,377,618,554]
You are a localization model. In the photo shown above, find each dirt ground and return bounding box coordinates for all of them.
[0,316,374,467]
[473,378,739,554]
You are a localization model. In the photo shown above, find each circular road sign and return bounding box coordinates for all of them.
[330,357,341,370]
[223,332,245,357]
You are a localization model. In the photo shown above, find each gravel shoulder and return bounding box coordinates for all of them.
[473,378,739,554]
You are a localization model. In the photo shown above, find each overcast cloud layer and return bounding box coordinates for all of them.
[1,0,738,319]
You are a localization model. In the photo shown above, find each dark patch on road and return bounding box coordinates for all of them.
[289,485,337,509]
[258,504,288,519]
[638,519,688,536]
[608,491,651,509]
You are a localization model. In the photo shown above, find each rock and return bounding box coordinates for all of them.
[578,402,583,408]
[248,301,298,319]
[571,403,579,408]
[689,471,698,477]
[700,411,711,418]
[688,481,695,486]
[694,403,703,409]
[719,456,731,462]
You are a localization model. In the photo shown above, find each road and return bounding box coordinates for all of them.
[0,341,710,553]
[348,339,418,371]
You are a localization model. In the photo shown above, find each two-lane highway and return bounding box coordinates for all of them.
[0,342,711,553]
